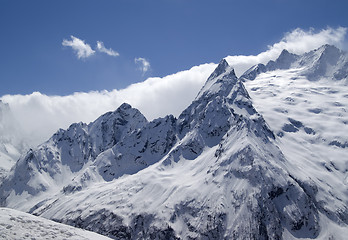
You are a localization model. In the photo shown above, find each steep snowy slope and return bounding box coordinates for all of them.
[2,59,346,239]
[239,44,348,238]
[244,68,348,229]
[0,207,111,240]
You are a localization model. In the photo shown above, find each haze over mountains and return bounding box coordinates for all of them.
[0,44,347,239]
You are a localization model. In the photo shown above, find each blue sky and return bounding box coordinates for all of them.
[1,0,348,96]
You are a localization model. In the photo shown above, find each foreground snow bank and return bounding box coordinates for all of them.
[0,207,111,240]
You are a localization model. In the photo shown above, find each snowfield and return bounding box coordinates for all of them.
[244,68,348,208]
[0,207,111,240]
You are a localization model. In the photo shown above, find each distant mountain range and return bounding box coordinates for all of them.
[1,45,347,239]
[241,44,348,81]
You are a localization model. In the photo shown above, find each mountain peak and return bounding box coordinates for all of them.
[95,102,147,129]
[320,43,339,51]
[319,44,341,58]
[309,44,341,60]
[280,48,290,55]
[196,59,237,99]
[241,63,267,80]
[118,102,132,110]
[243,44,347,81]
[207,58,231,80]
[271,48,299,70]
[277,48,296,60]
[300,44,344,80]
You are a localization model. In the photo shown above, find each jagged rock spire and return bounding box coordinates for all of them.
[207,58,230,80]
[196,58,237,99]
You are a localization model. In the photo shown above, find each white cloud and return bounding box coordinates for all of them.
[225,27,347,76]
[96,41,119,57]
[62,36,95,59]
[135,57,151,74]
[2,27,347,149]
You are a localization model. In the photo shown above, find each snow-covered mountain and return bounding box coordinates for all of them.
[0,45,348,239]
[0,103,148,203]
[242,44,348,81]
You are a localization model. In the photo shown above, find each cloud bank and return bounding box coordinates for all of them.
[1,64,215,146]
[2,27,347,148]
[62,36,95,59]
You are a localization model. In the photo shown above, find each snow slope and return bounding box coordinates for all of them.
[240,45,348,232]
[244,68,348,226]
[0,207,111,240]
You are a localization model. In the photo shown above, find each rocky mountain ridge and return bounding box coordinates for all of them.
[242,44,348,81]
